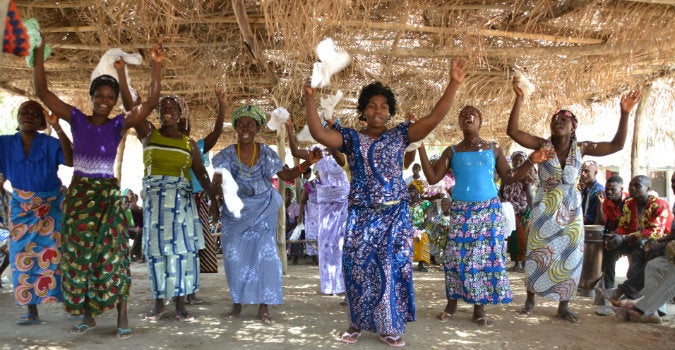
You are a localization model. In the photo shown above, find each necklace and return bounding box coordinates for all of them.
[237,142,257,177]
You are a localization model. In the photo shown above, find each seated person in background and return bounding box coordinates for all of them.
[614,175,675,323]
[604,175,673,302]
[596,175,628,290]
[580,160,604,225]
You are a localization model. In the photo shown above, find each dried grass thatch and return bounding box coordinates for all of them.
[2,0,675,151]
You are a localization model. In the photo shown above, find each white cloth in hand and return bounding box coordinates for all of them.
[215,167,244,218]
[310,38,351,88]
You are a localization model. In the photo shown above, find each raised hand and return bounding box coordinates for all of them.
[405,112,417,123]
[308,147,323,164]
[45,111,59,127]
[450,57,468,83]
[512,76,524,97]
[303,78,315,97]
[215,87,227,103]
[620,90,641,113]
[529,146,555,164]
[151,40,165,64]
[114,59,126,72]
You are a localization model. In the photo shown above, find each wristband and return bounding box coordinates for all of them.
[297,163,305,173]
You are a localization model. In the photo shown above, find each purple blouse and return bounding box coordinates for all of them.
[70,108,124,178]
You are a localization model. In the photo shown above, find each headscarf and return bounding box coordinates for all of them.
[89,74,120,98]
[552,109,578,138]
[17,100,48,131]
[232,105,266,127]
[158,95,190,130]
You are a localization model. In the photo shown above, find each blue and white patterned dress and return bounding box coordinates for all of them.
[336,122,415,335]
[212,143,284,305]
[525,140,583,301]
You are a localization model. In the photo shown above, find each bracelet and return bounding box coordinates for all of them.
[55,129,64,134]
[526,158,534,166]
[297,162,305,173]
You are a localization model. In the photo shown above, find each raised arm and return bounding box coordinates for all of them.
[328,147,346,167]
[203,88,227,153]
[285,117,310,160]
[418,143,450,185]
[507,76,547,150]
[407,58,467,142]
[33,38,74,122]
[46,112,73,166]
[127,41,165,138]
[114,60,138,111]
[277,146,322,182]
[495,144,552,185]
[580,90,641,157]
[303,79,344,149]
[189,139,218,221]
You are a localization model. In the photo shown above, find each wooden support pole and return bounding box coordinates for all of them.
[276,125,288,274]
[630,84,653,178]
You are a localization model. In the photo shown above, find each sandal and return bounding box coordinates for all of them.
[70,323,95,334]
[628,309,661,324]
[473,316,494,327]
[224,309,241,319]
[16,313,41,325]
[176,311,196,322]
[116,328,132,339]
[144,309,167,321]
[259,312,275,325]
[339,330,361,344]
[378,334,406,347]
[436,311,452,322]
[557,310,579,323]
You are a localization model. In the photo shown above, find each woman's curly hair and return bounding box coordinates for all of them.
[357,82,396,120]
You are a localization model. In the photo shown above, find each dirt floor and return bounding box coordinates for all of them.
[1,256,674,350]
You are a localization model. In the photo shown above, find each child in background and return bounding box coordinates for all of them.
[410,186,432,272]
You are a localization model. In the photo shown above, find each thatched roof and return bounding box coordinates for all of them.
[2,0,675,151]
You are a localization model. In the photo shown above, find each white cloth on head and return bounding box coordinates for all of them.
[215,167,244,218]
[91,48,143,103]
[310,38,351,88]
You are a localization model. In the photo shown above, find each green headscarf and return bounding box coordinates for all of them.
[232,104,266,127]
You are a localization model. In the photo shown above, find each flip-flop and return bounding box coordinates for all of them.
[16,313,41,325]
[378,334,406,348]
[116,328,132,339]
[144,309,167,321]
[259,312,275,325]
[557,311,580,323]
[436,311,452,322]
[176,312,196,322]
[628,309,662,324]
[473,316,494,327]
[70,324,95,334]
[339,330,361,344]
[224,310,241,319]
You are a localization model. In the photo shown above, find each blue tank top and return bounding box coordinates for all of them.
[451,146,498,202]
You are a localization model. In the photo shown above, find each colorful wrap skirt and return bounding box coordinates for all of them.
[143,175,202,298]
[9,187,64,305]
[60,177,130,316]
[444,197,512,304]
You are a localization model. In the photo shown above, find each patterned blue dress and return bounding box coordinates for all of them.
[212,143,284,305]
[336,123,415,335]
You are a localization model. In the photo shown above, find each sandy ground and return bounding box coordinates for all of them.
[1,255,674,350]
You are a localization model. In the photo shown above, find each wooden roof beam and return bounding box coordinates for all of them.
[319,19,605,45]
